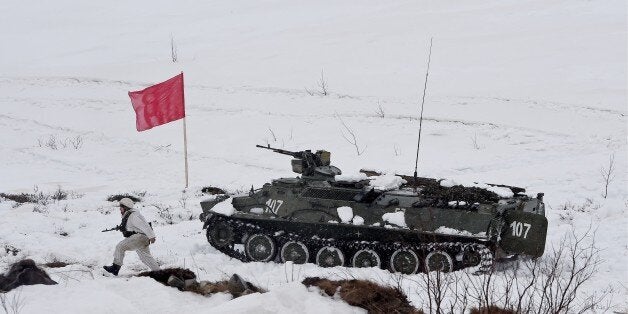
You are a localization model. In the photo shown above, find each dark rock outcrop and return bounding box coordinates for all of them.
[302,277,423,314]
[0,259,57,292]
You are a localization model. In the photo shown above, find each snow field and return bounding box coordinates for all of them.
[0,0,626,312]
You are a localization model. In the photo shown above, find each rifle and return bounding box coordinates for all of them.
[101,225,120,233]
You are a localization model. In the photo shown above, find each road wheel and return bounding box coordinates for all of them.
[425,250,453,272]
[390,249,419,274]
[207,221,234,248]
[351,249,381,268]
[280,241,309,264]
[316,246,344,267]
[462,248,481,267]
[245,233,276,262]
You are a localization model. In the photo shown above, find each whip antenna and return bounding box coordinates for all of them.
[413,37,433,185]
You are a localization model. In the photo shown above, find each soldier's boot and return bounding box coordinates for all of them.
[227,274,249,296]
[103,264,121,276]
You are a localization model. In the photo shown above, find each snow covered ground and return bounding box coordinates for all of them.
[0,0,626,313]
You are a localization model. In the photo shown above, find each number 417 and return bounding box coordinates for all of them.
[510,221,531,239]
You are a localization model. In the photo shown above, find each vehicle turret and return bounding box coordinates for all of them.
[256,144,341,180]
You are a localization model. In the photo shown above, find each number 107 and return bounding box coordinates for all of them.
[510,221,531,239]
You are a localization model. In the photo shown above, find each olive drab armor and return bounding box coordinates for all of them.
[199,145,548,274]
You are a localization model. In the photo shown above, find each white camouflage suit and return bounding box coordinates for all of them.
[113,210,160,270]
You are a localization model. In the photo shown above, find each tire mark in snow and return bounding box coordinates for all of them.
[0,113,281,174]
[3,76,623,120]
[188,105,571,138]
[0,113,88,134]
[1,76,612,148]
[452,95,626,117]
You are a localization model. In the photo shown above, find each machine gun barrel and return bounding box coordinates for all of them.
[255,144,301,158]
[101,226,120,232]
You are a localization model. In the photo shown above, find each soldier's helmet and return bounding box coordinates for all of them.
[119,198,135,209]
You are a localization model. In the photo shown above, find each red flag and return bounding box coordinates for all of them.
[128,73,185,131]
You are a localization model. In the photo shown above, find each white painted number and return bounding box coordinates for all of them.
[510,221,531,239]
[265,199,284,214]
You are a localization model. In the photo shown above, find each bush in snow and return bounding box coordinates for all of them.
[37,134,84,150]
[303,277,423,313]
[200,186,227,195]
[305,69,328,96]
[106,192,143,203]
[0,186,74,207]
[152,203,197,225]
[558,199,600,224]
[600,153,616,199]
[408,227,611,313]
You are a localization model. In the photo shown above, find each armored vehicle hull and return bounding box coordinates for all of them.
[200,146,548,274]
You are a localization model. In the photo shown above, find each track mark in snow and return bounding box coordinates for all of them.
[455,95,627,117]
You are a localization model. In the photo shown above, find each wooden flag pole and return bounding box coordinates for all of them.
[181,72,189,188]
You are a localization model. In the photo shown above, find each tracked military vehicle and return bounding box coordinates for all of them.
[200,145,548,274]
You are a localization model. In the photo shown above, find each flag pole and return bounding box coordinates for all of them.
[181,72,189,188]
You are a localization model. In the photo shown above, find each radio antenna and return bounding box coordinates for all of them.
[413,37,433,186]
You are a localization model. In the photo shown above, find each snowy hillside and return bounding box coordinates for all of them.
[0,0,626,313]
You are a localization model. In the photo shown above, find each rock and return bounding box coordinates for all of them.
[0,259,57,292]
[227,274,249,296]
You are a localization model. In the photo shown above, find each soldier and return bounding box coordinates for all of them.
[103,198,159,275]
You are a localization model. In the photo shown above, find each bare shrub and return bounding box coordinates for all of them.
[477,228,607,313]
[317,70,328,96]
[408,227,610,313]
[600,154,615,198]
[423,270,456,313]
[37,135,83,150]
[471,133,481,150]
[3,245,19,257]
[51,186,68,201]
[267,128,277,142]
[68,135,83,149]
[46,135,58,150]
[305,70,328,96]
[0,289,25,314]
[179,190,188,210]
[335,114,366,156]
[283,262,301,283]
[97,206,112,215]
[375,102,385,118]
[32,205,48,214]
[153,204,173,224]
[557,199,600,223]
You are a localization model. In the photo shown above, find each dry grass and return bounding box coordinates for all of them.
[302,277,423,314]
[106,193,142,203]
[201,187,226,195]
[42,261,70,268]
[137,268,196,284]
